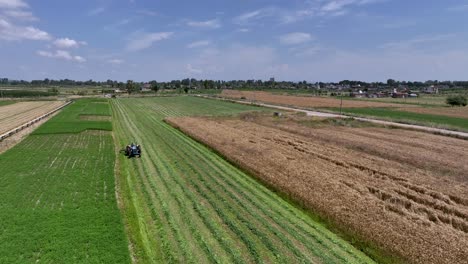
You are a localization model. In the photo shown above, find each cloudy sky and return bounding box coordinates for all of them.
[1,0,468,82]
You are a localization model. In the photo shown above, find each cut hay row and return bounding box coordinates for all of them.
[112,97,375,263]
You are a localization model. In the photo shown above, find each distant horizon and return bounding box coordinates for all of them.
[1,77,467,85]
[1,1,468,81]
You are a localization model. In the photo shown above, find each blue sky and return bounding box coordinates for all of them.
[1,0,468,82]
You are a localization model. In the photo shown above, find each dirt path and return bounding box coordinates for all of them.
[201,96,468,139]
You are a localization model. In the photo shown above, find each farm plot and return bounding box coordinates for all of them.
[112,96,374,263]
[168,113,468,264]
[220,90,406,108]
[0,99,130,263]
[335,108,468,131]
[0,101,65,135]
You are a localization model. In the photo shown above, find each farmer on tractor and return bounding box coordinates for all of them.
[122,142,141,158]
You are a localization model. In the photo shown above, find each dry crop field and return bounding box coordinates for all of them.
[397,106,468,119]
[168,112,468,264]
[220,90,408,108]
[0,101,65,135]
[220,90,468,131]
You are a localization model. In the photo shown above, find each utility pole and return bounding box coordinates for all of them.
[340,91,343,115]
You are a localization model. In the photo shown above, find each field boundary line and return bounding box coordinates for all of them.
[0,100,72,142]
[197,95,468,140]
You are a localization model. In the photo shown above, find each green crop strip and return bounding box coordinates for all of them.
[0,101,16,107]
[34,98,112,134]
[0,98,130,263]
[112,96,376,263]
[328,107,468,131]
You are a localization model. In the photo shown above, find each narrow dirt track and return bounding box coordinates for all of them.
[168,115,468,264]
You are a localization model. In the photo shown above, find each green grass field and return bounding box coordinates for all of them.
[0,99,130,263]
[0,101,16,107]
[112,96,375,263]
[333,107,468,131]
[34,99,112,134]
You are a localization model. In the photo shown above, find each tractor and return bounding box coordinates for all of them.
[121,143,141,158]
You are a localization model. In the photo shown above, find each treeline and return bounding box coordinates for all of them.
[2,77,468,90]
[0,88,59,98]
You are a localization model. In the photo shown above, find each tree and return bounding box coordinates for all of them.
[446,95,467,107]
[126,80,137,94]
[150,81,159,92]
[387,79,396,87]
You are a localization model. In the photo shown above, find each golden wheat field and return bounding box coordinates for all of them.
[167,113,468,264]
[0,101,65,135]
[220,90,410,108]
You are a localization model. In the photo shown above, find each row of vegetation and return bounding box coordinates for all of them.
[0,88,58,98]
[3,76,468,90]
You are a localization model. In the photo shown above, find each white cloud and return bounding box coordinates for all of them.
[88,7,105,16]
[183,44,281,79]
[447,4,468,12]
[108,59,124,65]
[0,18,51,41]
[136,10,158,16]
[0,0,28,9]
[37,50,86,62]
[280,32,313,45]
[380,34,455,50]
[126,32,173,51]
[233,8,276,25]
[187,40,211,49]
[186,64,202,74]
[187,19,221,29]
[3,10,37,21]
[237,28,250,33]
[320,0,385,15]
[53,38,87,49]
[295,46,322,57]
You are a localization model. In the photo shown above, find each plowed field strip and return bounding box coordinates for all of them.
[0,101,65,135]
[112,97,375,263]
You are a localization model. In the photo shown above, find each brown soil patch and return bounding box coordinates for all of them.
[0,101,66,135]
[398,106,468,119]
[0,111,59,154]
[167,114,468,264]
[220,90,411,108]
[79,115,112,121]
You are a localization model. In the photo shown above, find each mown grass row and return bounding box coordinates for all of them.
[0,99,130,263]
[112,97,375,263]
